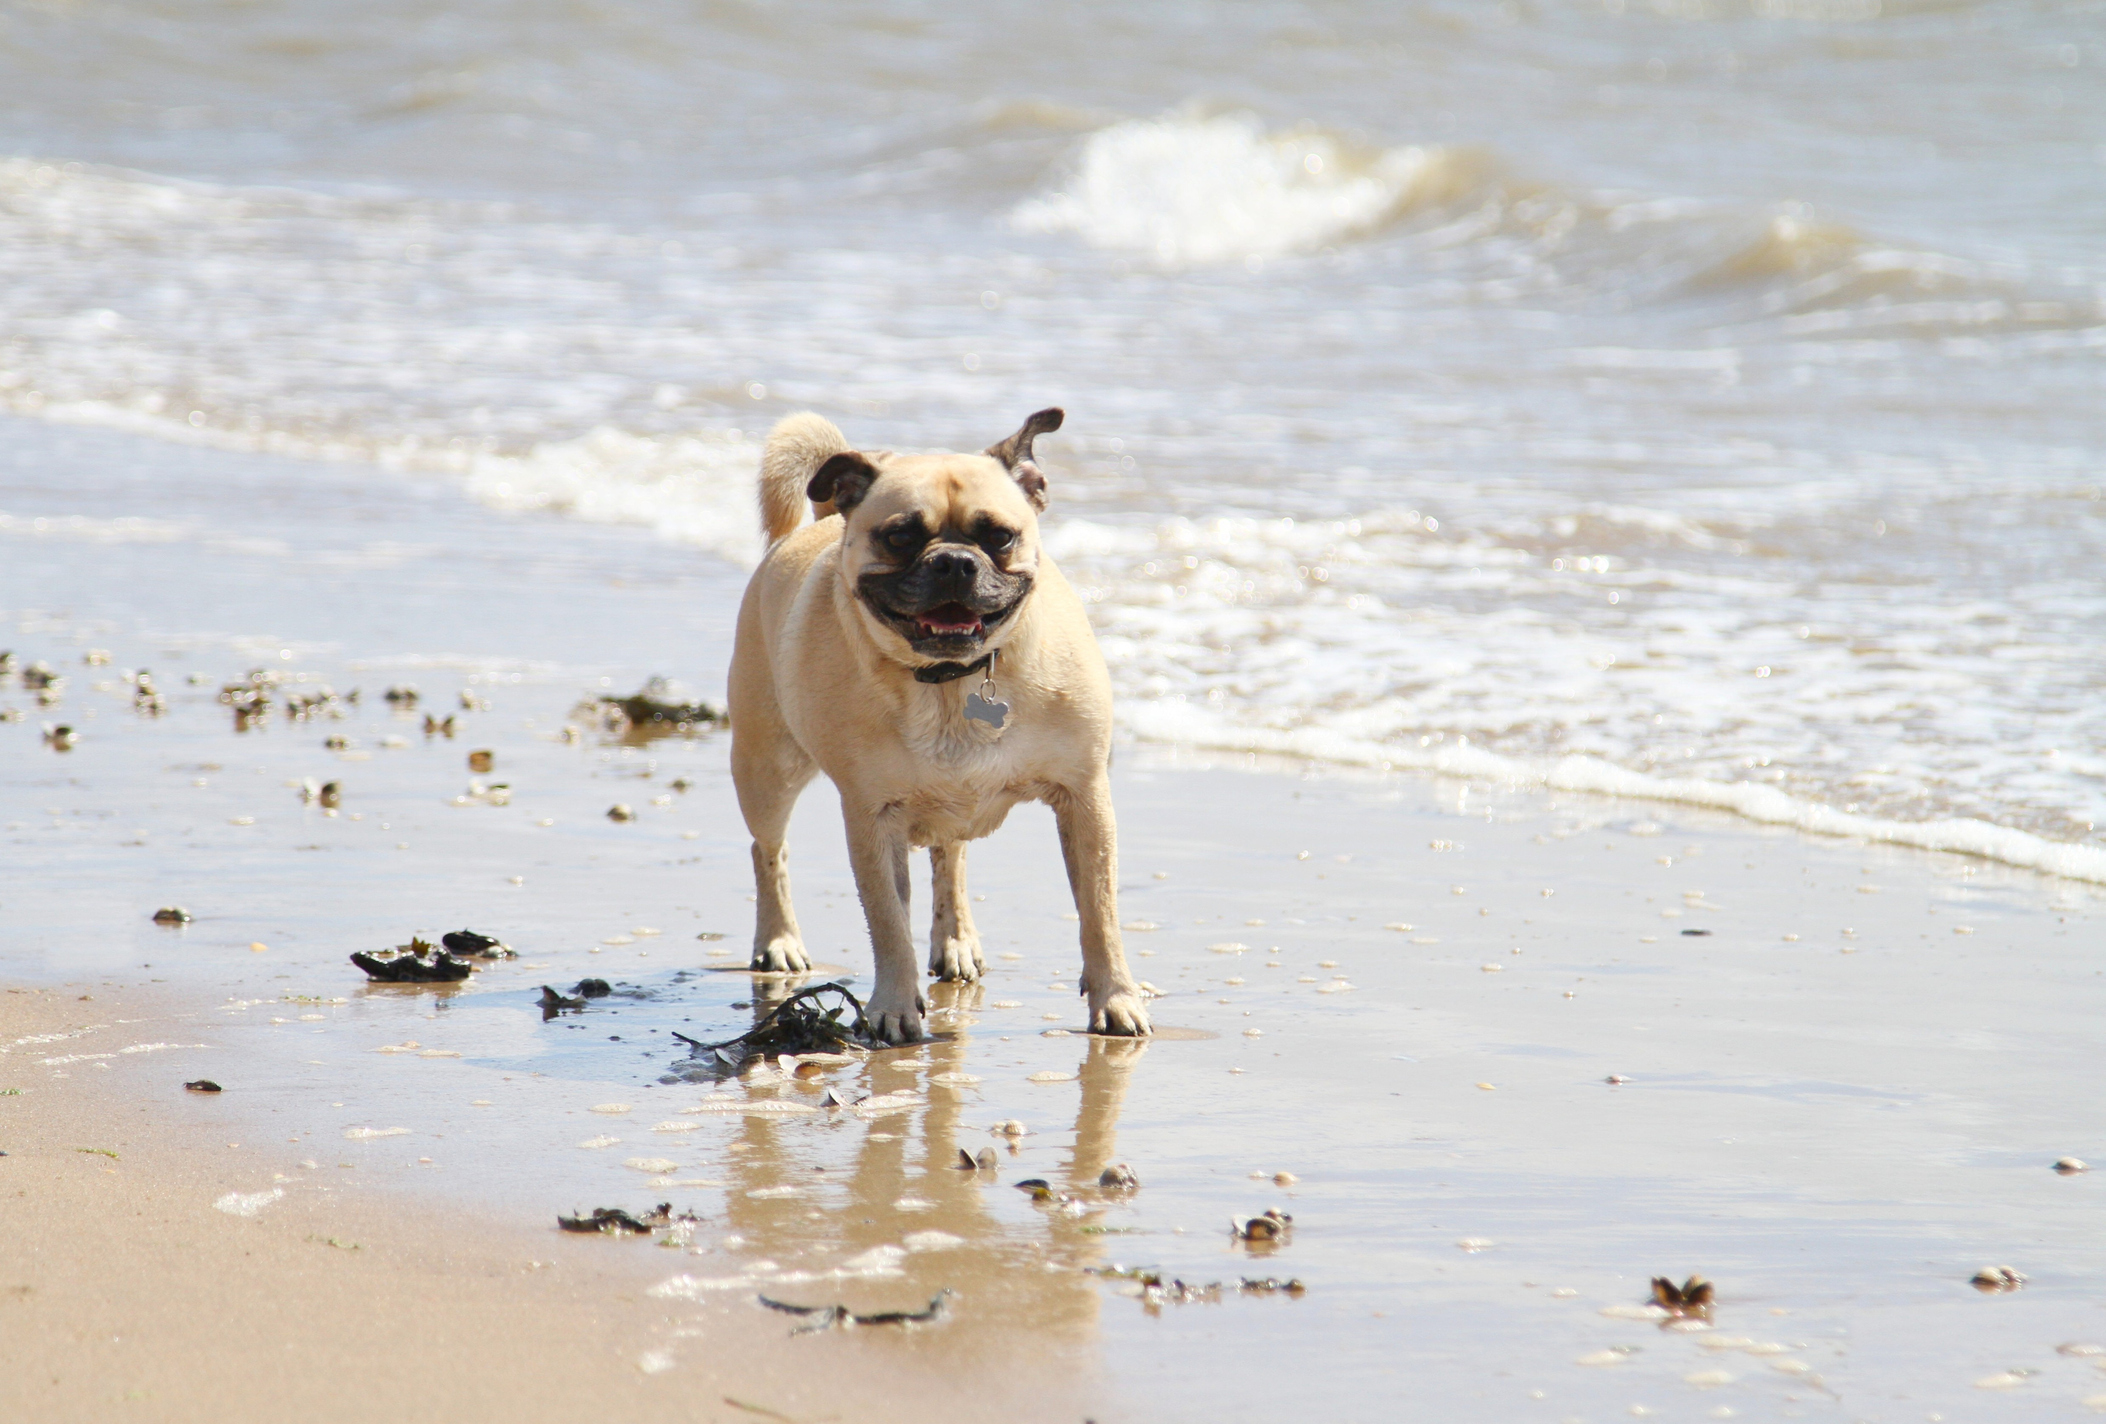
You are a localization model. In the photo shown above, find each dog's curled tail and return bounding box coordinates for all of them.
[759,412,850,542]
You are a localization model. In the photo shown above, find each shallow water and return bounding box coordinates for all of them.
[5,422,2105,1419]
[1,1,2102,873]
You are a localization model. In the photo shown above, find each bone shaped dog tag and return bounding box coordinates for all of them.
[964,690,1008,730]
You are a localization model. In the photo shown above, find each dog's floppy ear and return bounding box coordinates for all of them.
[984,407,1063,512]
[807,451,879,515]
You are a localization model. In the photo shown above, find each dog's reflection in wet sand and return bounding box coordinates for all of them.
[699,980,1152,1337]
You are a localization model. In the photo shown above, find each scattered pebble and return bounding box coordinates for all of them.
[183,1079,222,1093]
[607,804,636,822]
[1971,1265,2026,1292]
[2054,1157,2089,1175]
[151,907,193,925]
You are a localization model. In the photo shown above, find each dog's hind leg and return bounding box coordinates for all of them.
[1051,775,1152,1036]
[927,842,985,983]
[845,802,925,1043]
[732,731,816,974]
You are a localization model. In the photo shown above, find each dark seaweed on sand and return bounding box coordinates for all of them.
[351,940,474,983]
[757,1289,951,1335]
[668,983,872,1073]
[1650,1275,1713,1315]
[441,929,512,958]
[557,1203,675,1234]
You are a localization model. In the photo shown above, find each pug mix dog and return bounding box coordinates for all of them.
[727,408,1152,1044]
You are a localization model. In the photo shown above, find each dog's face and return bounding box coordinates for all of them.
[809,409,1061,665]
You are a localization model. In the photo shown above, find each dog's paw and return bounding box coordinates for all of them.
[750,935,810,973]
[1089,986,1153,1037]
[927,933,985,983]
[866,981,928,1044]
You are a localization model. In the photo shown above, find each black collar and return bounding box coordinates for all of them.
[913,653,993,685]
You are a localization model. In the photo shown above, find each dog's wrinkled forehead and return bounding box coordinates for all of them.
[849,453,1038,533]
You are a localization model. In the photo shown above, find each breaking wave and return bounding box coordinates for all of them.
[1011,112,1478,265]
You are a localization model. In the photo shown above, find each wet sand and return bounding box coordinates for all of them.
[6,418,2106,1420]
[1,980,1097,1423]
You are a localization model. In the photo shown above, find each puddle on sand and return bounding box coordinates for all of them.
[5,618,2104,1418]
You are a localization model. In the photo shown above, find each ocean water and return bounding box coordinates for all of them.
[1,0,2102,877]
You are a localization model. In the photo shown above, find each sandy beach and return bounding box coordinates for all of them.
[5,7,2106,1412]
[5,417,2105,1422]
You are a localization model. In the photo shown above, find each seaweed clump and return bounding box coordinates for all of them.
[665,983,871,1079]
[351,937,473,983]
[574,677,725,741]
[557,1203,686,1235]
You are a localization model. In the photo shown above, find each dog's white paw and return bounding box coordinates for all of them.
[1089,986,1153,1037]
[750,935,810,973]
[927,933,985,983]
[866,983,928,1044]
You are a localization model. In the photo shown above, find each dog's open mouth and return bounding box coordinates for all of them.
[912,603,985,638]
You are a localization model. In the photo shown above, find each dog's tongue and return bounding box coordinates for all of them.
[915,603,983,636]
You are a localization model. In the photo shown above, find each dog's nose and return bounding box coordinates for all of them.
[924,545,978,589]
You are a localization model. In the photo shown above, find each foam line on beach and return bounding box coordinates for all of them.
[1121,701,2106,885]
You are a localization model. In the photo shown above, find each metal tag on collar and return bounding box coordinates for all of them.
[963,650,1008,730]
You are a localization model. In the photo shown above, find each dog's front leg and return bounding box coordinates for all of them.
[1052,777,1151,1036]
[844,800,925,1043]
[927,842,985,983]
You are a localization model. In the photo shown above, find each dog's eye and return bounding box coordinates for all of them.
[980,527,1018,556]
[880,526,921,553]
